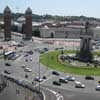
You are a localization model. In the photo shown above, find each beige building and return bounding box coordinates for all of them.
[40,25,100,40]
[40,25,84,39]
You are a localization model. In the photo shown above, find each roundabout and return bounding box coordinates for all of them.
[40,50,100,76]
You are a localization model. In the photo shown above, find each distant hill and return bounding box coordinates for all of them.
[0,13,100,22]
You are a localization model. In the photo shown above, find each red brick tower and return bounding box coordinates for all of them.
[4,6,11,41]
[24,7,32,40]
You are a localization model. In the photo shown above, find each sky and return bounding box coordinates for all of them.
[0,0,100,18]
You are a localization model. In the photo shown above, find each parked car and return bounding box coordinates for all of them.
[5,63,11,66]
[66,76,75,81]
[4,70,11,74]
[85,76,94,80]
[53,81,61,86]
[34,77,43,82]
[59,77,68,83]
[24,67,32,72]
[95,85,100,91]
[75,81,85,88]
[52,71,60,76]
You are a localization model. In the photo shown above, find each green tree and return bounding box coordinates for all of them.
[51,32,54,38]
[32,28,40,37]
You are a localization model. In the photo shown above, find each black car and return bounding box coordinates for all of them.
[98,81,100,84]
[4,70,11,74]
[85,76,94,80]
[53,81,61,86]
[59,78,68,83]
[43,48,48,51]
[52,71,60,76]
[5,63,11,66]
[42,76,47,79]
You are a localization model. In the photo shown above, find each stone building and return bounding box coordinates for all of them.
[40,25,84,39]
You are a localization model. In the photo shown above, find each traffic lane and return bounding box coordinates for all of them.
[12,50,49,77]
[41,75,100,94]
[41,87,57,100]
[1,46,100,94]
[44,85,100,100]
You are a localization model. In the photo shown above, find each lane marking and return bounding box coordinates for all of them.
[45,87,64,100]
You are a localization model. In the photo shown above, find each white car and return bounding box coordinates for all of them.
[21,65,26,68]
[24,67,32,72]
[75,81,85,88]
[96,85,100,91]
[30,57,32,61]
[59,77,68,83]
[34,77,43,82]
[66,76,75,81]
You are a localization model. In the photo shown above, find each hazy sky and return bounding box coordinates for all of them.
[0,0,100,18]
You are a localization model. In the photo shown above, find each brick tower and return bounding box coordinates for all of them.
[4,6,11,41]
[24,7,32,40]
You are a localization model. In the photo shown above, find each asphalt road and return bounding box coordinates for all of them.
[1,35,100,100]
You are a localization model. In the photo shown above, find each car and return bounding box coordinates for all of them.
[27,50,33,55]
[30,57,32,61]
[66,76,75,81]
[24,54,29,57]
[21,65,26,68]
[39,50,45,54]
[96,85,100,91]
[4,70,11,74]
[85,76,94,80]
[59,77,68,83]
[5,63,11,66]
[55,47,64,50]
[98,81,100,84]
[43,48,48,51]
[53,81,61,86]
[42,76,47,79]
[34,48,40,51]
[52,71,60,76]
[24,67,32,72]
[25,59,28,62]
[34,77,43,82]
[75,81,85,88]
[25,74,28,78]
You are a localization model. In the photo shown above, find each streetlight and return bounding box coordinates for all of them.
[38,53,40,92]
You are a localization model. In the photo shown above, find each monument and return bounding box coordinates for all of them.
[4,6,11,41]
[24,7,32,40]
[78,21,93,62]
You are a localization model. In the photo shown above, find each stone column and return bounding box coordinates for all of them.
[4,6,11,41]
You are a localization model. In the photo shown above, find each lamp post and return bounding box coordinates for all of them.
[38,54,40,92]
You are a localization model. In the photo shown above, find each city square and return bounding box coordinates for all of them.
[0,0,100,100]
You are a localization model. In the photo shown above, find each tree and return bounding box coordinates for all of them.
[51,32,54,38]
[32,28,40,37]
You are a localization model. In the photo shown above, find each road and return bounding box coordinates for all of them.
[0,35,100,100]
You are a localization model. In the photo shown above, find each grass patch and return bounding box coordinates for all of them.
[40,50,100,76]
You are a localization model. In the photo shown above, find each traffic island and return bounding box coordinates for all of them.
[40,50,100,76]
